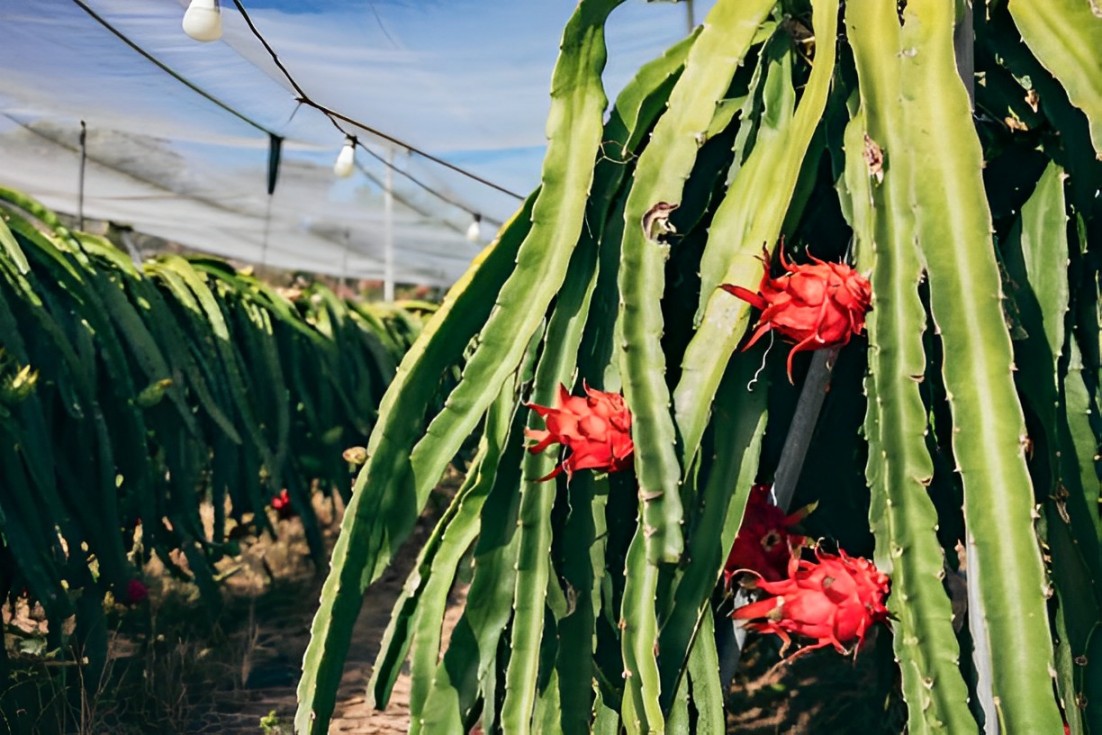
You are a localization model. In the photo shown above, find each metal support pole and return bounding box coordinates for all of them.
[260,194,273,269]
[78,120,87,230]
[685,0,695,35]
[383,147,395,302]
[717,347,840,690]
[341,228,350,282]
[771,347,840,512]
[954,0,975,110]
[119,227,142,267]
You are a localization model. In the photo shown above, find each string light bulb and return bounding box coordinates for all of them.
[333,137,356,178]
[182,0,223,42]
[466,213,483,243]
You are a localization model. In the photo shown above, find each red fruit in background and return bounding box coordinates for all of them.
[724,484,809,584]
[526,383,633,482]
[271,489,295,518]
[732,547,890,658]
[125,579,148,605]
[722,247,872,380]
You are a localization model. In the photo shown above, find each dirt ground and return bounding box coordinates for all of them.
[191,505,464,735]
[3,486,901,734]
[191,499,453,735]
[2,489,450,735]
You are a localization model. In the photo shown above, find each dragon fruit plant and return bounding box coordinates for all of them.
[297,1,1102,733]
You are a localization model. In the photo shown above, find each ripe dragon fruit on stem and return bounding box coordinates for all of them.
[525,383,633,482]
[732,547,890,659]
[721,246,872,381]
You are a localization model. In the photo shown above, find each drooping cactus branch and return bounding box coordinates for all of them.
[291,0,1102,731]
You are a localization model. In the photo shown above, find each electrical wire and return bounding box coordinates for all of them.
[66,0,516,226]
[357,145,503,227]
[353,161,501,236]
[70,0,276,137]
[228,0,524,202]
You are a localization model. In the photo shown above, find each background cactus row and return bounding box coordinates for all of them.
[297,0,1102,732]
[0,185,428,661]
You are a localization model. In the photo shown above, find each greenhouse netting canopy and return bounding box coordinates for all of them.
[0,0,711,286]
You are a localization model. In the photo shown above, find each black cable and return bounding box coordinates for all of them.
[354,162,472,236]
[357,145,503,228]
[70,0,515,226]
[70,0,276,137]
[66,0,509,250]
[366,1,397,47]
[228,0,525,202]
[313,101,524,201]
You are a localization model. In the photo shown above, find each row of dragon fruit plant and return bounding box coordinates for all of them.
[0,185,429,671]
[297,0,1102,732]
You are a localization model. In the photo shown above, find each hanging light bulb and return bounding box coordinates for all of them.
[182,0,223,42]
[466,213,483,243]
[333,137,356,178]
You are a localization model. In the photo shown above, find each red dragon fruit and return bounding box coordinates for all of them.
[723,484,809,584]
[733,547,890,658]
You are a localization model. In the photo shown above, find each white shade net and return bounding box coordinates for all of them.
[0,0,708,286]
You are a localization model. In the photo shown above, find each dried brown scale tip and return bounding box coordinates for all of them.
[863,134,884,183]
[342,445,368,465]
